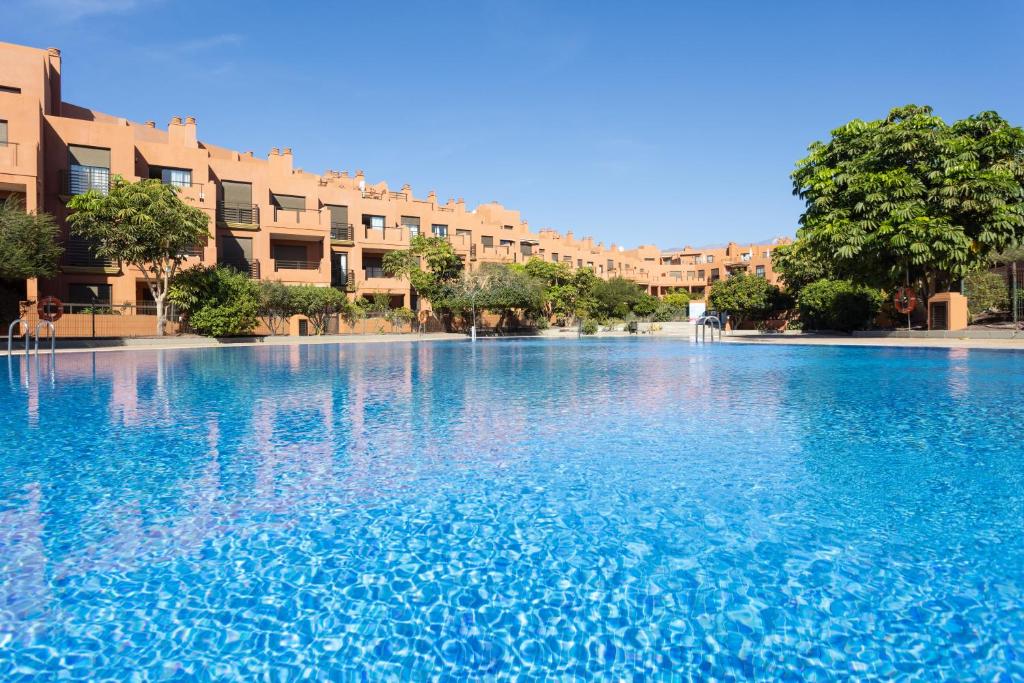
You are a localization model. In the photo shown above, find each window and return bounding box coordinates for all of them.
[669,270,681,279]
[763,250,770,258]
[755,265,766,277]
[687,270,695,279]
[710,268,720,281]
[521,243,533,256]
[431,224,448,237]
[706,255,714,263]
[68,145,111,195]
[563,255,571,263]
[401,216,420,236]
[481,235,493,248]
[331,252,349,287]
[456,229,472,238]
[271,193,305,220]
[587,261,593,268]
[68,283,112,305]
[551,252,559,263]
[149,166,191,188]
[0,120,7,146]
[502,224,513,230]
[0,85,21,94]
[362,214,386,230]
[500,239,514,247]
[272,243,308,262]
[607,259,615,272]
[577,259,582,268]
[698,269,705,279]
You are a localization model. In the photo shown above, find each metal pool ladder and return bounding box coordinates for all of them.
[7,318,30,355]
[34,320,56,357]
[694,315,721,343]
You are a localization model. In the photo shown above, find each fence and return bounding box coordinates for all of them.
[17,302,181,339]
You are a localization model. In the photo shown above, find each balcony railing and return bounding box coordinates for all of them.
[363,266,388,279]
[0,141,19,167]
[388,191,408,201]
[274,259,320,271]
[330,222,354,242]
[331,270,356,292]
[59,168,112,197]
[216,202,260,226]
[470,243,477,260]
[219,258,261,279]
[63,238,117,270]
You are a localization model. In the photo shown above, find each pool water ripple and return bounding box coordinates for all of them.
[1,339,1023,679]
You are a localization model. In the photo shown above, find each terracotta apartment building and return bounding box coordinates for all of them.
[0,41,789,318]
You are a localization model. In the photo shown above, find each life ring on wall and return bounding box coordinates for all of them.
[893,287,917,315]
[37,296,64,322]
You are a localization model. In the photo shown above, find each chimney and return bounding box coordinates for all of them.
[268,147,292,173]
[46,48,62,115]
[168,116,197,148]
[144,121,155,128]
[428,190,437,204]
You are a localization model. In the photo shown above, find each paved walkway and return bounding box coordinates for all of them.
[719,333,1024,351]
[4,330,1024,356]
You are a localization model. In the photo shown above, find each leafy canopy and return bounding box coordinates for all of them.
[67,177,210,334]
[0,196,63,280]
[797,279,884,332]
[382,235,463,304]
[707,273,782,326]
[791,105,1024,293]
[290,286,356,335]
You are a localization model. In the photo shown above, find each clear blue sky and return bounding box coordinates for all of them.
[9,0,1024,249]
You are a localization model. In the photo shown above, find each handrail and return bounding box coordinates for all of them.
[695,315,721,343]
[34,320,56,357]
[7,318,29,355]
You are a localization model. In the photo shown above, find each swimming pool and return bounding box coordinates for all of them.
[1,339,1022,678]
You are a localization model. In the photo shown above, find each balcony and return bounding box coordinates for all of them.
[179,244,204,260]
[330,222,354,244]
[270,206,319,226]
[0,141,19,169]
[63,238,119,273]
[216,202,260,230]
[274,259,320,272]
[219,258,261,279]
[331,269,356,292]
[58,168,112,199]
[364,266,388,279]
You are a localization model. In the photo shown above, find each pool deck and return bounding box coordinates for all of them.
[3,329,1024,356]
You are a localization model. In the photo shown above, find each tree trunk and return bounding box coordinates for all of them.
[155,294,165,337]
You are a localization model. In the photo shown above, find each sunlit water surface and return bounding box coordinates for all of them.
[1,339,1023,679]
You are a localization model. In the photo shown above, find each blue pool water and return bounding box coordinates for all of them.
[1,339,1023,679]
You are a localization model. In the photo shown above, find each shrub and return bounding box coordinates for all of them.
[291,286,353,335]
[168,266,260,337]
[385,306,415,329]
[258,281,295,335]
[964,270,1009,316]
[798,279,884,332]
[581,319,598,335]
[707,274,781,327]
[631,293,659,318]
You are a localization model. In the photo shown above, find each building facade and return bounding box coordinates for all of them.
[1,41,790,318]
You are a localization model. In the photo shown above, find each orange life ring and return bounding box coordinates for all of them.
[893,287,917,315]
[37,296,64,322]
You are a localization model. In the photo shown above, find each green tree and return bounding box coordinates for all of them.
[797,279,884,332]
[257,281,295,335]
[168,266,259,337]
[67,177,210,335]
[477,263,545,331]
[290,286,354,335]
[791,105,1024,299]
[771,240,833,294]
[631,293,659,318]
[0,196,63,280]
[592,277,644,319]
[383,235,463,307]
[707,273,781,327]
